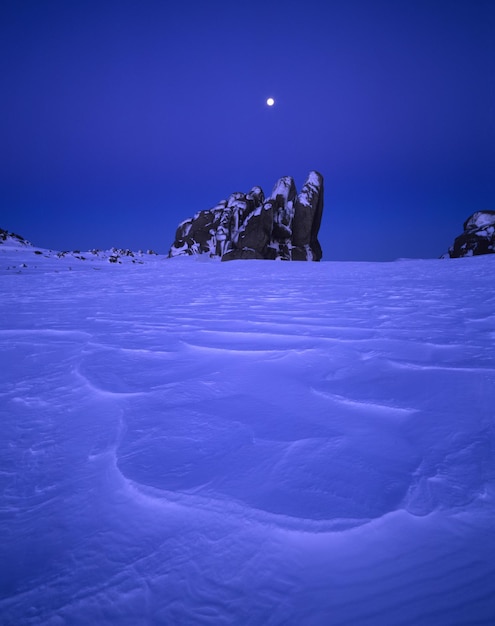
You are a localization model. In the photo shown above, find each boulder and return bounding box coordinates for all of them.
[446,211,495,258]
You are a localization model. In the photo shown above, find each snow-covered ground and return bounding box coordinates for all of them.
[1,238,495,625]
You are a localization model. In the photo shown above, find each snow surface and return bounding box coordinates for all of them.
[1,241,495,625]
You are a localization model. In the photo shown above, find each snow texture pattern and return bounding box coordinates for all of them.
[1,234,495,625]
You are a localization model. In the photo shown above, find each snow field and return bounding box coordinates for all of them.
[1,246,495,624]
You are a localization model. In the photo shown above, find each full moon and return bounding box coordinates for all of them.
[266,97,275,107]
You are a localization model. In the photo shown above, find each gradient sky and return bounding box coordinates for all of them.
[1,0,494,260]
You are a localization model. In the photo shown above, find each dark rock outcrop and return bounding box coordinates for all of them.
[445,211,495,258]
[0,228,30,246]
[168,171,324,261]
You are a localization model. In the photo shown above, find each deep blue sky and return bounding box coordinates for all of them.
[1,0,493,260]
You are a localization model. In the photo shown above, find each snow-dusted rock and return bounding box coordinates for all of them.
[446,210,495,258]
[168,171,324,261]
[0,228,31,247]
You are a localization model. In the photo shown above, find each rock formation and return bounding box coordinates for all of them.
[0,228,30,246]
[168,171,324,261]
[445,211,495,258]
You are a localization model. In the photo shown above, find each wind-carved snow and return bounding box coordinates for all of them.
[1,244,495,624]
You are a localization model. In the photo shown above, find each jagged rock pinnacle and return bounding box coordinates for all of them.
[168,171,324,261]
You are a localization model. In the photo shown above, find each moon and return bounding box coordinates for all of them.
[266,97,275,107]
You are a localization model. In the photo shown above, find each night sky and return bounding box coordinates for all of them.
[1,0,493,260]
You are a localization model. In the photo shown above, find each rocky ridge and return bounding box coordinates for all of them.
[168,171,324,261]
[0,228,163,271]
[0,228,30,246]
[445,211,495,258]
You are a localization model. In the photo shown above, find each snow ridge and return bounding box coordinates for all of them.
[0,230,166,272]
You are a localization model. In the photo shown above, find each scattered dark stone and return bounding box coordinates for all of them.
[445,211,495,258]
[111,248,135,257]
[168,171,324,261]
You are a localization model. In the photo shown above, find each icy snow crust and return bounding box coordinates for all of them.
[1,243,495,624]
